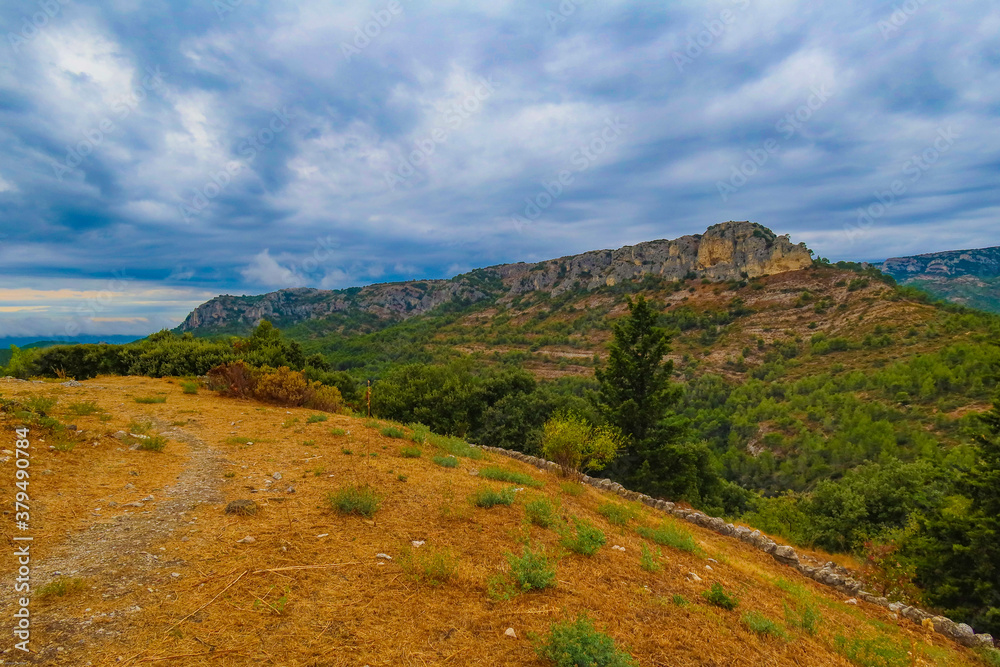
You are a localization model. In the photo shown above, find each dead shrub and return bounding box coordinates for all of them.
[207,362,342,413]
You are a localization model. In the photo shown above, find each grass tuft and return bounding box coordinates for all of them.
[834,634,910,667]
[66,401,100,416]
[136,435,167,452]
[524,497,558,529]
[432,454,459,468]
[640,544,662,573]
[702,582,739,610]
[559,481,585,496]
[380,426,407,438]
[742,611,788,639]
[559,517,606,556]
[477,466,543,487]
[470,485,516,508]
[306,414,328,423]
[399,547,457,586]
[327,485,380,518]
[534,613,638,667]
[597,501,638,526]
[134,396,167,404]
[636,520,698,553]
[399,446,422,458]
[784,601,822,635]
[489,543,556,599]
[180,381,199,394]
[37,577,86,599]
[330,428,346,436]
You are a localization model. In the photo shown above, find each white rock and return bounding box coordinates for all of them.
[376,553,392,560]
[273,472,282,480]
[317,534,329,538]
[237,536,255,544]
[705,565,713,571]
[686,572,702,583]
[845,598,858,605]
[412,540,425,547]
[611,545,626,552]
[504,627,517,639]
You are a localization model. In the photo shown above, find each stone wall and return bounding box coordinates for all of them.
[477,445,996,651]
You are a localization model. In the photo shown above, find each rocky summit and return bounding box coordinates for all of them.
[178,221,813,334]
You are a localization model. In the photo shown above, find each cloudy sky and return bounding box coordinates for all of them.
[1,0,998,338]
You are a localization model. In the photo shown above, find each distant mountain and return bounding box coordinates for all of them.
[177,221,813,335]
[878,246,1000,313]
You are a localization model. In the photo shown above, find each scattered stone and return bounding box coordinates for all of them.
[170,573,181,578]
[686,572,702,583]
[704,565,713,571]
[375,553,392,561]
[611,545,625,552]
[845,598,858,605]
[236,536,255,544]
[285,486,295,493]
[272,472,282,480]
[412,540,425,547]
[504,628,517,639]
[225,500,258,516]
[124,502,143,508]
[317,534,329,538]
[142,495,154,502]
[771,545,799,566]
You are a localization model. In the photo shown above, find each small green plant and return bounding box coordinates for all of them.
[428,433,484,459]
[369,452,378,458]
[976,647,1000,667]
[489,544,556,599]
[127,419,152,434]
[330,428,346,436]
[834,633,910,667]
[534,613,638,667]
[380,426,406,439]
[53,439,76,452]
[433,454,459,468]
[134,396,167,404]
[306,414,328,423]
[327,485,380,518]
[397,474,408,482]
[559,481,584,496]
[525,497,558,528]
[399,446,422,458]
[180,381,199,394]
[136,435,166,452]
[477,466,543,488]
[784,601,822,635]
[26,397,57,413]
[253,585,290,615]
[66,401,100,416]
[342,448,353,455]
[560,517,606,556]
[224,471,236,478]
[409,423,430,443]
[636,521,698,553]
[98,413,112,422]
[399,547,457,586]
[742,611,787,639]
[671,594,689,606]
[302,439,316,446]
[470,486,517,508]
[640,544,662,573]
[702,582,739,610]
[597,501,638,527]
[37,577,86,599]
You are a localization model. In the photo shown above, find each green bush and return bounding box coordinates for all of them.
[506,544,556,593]
[399,446,422,458]
[67,401,101,416]
[534,613,637,667]
[433,455,459,468]
[671,594,689,606]
[834,634,910,667]
[636,521,698,553]
[597,501,638,526]
[400,547,457,586]
[134,396,166,404]
[560,517,606,556]
[640,544,662,573]
[742,611,787,639]
[330,428,346,436]
[328,485,380,517]
[784,601,822,635]
[180,381,199,394]
[380,426,406,439]
[976,647,1000,667]
[525,497,558,528]
[470,486,516,508]
[306,413,328,423]
[26,397,57,413]
[478,466,543,488]
[429,433,484,460]
[135,435,166,452]
[560,481,584,497]
[37,577,86,599]
[702,582,739,610]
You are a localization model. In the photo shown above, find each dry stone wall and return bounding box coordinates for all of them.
[476,444,996,651]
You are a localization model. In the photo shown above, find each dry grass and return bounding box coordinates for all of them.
[0,375,988,666]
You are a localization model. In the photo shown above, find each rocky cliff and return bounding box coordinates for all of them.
[178,221,813,333]
[879,246,1000,313]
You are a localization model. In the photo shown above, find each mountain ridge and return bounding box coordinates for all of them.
[878,245,1000,313]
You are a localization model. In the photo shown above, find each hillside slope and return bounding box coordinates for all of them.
[0,377,994,666]
[879,246,1000,313]
[177,221,812,334]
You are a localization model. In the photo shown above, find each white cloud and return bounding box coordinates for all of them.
[240,250,306,287]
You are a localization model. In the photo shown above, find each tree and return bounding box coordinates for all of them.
[540,413,624,477]
[910,397,1000,636]
[595,295,685,486]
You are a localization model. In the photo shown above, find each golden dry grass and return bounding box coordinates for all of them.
[0,376,988,666]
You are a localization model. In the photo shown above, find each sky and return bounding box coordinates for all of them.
[0,0,998,339]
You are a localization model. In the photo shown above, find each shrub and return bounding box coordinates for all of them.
[429,433,483,460]
[180,381,199,394]
[134,396,166,404]
[328,485,380,517]
[136,435,166,452]
[306,414,328,423]
[742,611,787,639]
[341,448,353,455]
[380,426,406,439]
[976,648,1000,667]
[784,601,822,635]
[834,634,910,667]
[560,481,585,497]
[525,497,558,528]
[636,521,698,553]
[26,397,57,413]
[541,413,624,476]
[66,401,100,416]
[671,594,689,606]
[560,518,606,556]
[53,439,76,452]
[597,501,638,526]
[489,544,556,598]
[330,428,346,436]
[207,362,342,412]
[470,486,516,508]
[478,466,543,488]
[37,577,86,599]
[534,613,638,667]
[399,446,422,458]
[400,547,457,586]
[702,583,739,610]
[640,544,662,573]
[433,455,459,468]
